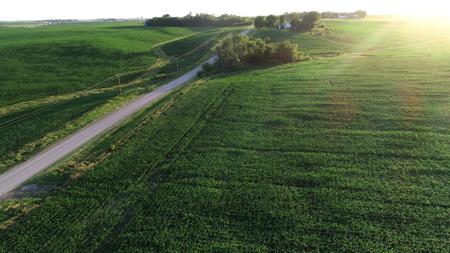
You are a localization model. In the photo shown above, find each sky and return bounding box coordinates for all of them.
[1,0,449,21]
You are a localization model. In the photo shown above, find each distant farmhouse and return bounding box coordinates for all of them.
[279,23,292,30]
[338,13,360,19]
[275,10,367,30]
[46,19,78,25]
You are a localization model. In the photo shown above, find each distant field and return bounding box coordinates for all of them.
[159,28,243,73]
[0,22,207,106]
[162,30,223,56]
[0,21,48,28]
[1,19,449,252]
[254,18,450,56]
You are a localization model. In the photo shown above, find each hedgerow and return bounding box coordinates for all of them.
[200,35,309,76]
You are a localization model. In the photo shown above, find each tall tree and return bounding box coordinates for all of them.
[254,16,266,28]
[290,17,302,32]
[356,10,368,18]
[301,11,321,31]
[279,15,286,25]
[266,15,279,28]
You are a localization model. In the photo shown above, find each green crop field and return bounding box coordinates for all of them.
[0,22,209,106]
[0,18,449,252]
[159,27,243,74]
[0,22,229,174]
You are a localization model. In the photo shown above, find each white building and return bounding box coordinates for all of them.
[279,23,292,30]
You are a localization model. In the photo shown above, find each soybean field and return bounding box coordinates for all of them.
[0,18,449,252]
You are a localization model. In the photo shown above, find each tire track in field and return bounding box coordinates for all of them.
[34,81,223,251]
[92,85,234,252]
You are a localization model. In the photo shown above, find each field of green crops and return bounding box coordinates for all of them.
[0,22,209,106]
[159,28,243,74]
[0,22,228,174]
[1,18,449,252]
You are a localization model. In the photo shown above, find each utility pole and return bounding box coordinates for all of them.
[117,74,122,97]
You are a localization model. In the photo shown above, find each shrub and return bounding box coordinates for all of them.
[356,10,368,19]
[290,12,321,32]
[265,15,279,28]
[198,62,219,77]
[275,41,300,63]
[254,16,266,28]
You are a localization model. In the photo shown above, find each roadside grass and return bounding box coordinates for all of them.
[0,92,117,173]
[0,20,449,252]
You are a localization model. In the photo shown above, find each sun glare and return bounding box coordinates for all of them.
[394,1,450,21]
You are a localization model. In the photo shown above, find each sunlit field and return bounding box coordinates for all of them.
[0,18,448,252]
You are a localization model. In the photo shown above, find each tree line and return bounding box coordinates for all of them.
[321,10,367,19]
[145,11,366,29]
[254,10,367,32]
[200,35,308,76]
[145,13,252,27]
[254,12,321,32]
